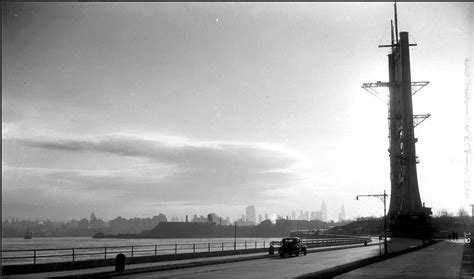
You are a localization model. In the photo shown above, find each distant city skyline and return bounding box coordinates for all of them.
[2,2,472,222]
[1,208,341,225]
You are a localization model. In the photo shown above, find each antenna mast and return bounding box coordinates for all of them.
[394,1,399,45]
[391,20,395,51]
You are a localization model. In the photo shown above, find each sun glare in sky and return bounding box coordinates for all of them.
[2,2,472,222]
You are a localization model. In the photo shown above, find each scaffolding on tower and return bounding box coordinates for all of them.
[361,1,433,238]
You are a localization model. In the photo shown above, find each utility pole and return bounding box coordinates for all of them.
[356,190,388,255]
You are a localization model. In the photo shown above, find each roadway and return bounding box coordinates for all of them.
[113,244,381,278]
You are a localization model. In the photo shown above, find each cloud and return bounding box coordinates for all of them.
[3,132,307,219]
[15,133,298,171]
[5,164,175,185]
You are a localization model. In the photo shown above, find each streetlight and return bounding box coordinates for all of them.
[356,189,388,255]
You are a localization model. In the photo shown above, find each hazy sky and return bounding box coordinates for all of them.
[2,2,473,222]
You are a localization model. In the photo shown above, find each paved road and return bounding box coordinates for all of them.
[114,245,381,278]
[336,240,466,278]
[3,242,377,278]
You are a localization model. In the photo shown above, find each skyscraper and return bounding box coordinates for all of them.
[298,210,304,220]
[321,201,327,222]
[338,205,345,222]
[245,206,256,224]
[310,211,322,221]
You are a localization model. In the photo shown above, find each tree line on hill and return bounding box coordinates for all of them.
[328,209,473,238]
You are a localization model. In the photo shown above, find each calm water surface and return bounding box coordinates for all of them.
[2,236,283,250]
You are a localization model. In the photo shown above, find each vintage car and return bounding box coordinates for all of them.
[278,237,307,257]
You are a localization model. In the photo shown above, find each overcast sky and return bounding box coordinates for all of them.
[2,2,473,222]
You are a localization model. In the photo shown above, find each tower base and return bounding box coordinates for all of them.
[389,213,433,239]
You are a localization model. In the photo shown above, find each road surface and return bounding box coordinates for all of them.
[114,244,381,278]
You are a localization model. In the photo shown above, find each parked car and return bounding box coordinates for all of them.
[279,237,307,257]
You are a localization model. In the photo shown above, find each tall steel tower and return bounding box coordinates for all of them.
[362,3,432,237]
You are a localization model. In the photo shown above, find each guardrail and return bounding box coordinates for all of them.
[2,237,369,266]
[2,240,268,266]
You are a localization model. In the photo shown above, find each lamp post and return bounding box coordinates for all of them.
[356,189,388,255]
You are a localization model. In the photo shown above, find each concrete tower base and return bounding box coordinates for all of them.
[390,214,433,239]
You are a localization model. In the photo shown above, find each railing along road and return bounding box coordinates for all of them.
[2,237,368,266]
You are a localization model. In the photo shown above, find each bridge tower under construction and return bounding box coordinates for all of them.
[362,3,432,238]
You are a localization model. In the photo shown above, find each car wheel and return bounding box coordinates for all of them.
[280,253,284,258]
[295,250,299,256]
[303,248,307,255]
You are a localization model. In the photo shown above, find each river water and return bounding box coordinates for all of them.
[2,237,284,265]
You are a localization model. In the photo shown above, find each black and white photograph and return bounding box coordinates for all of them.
[2,2,473,277]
